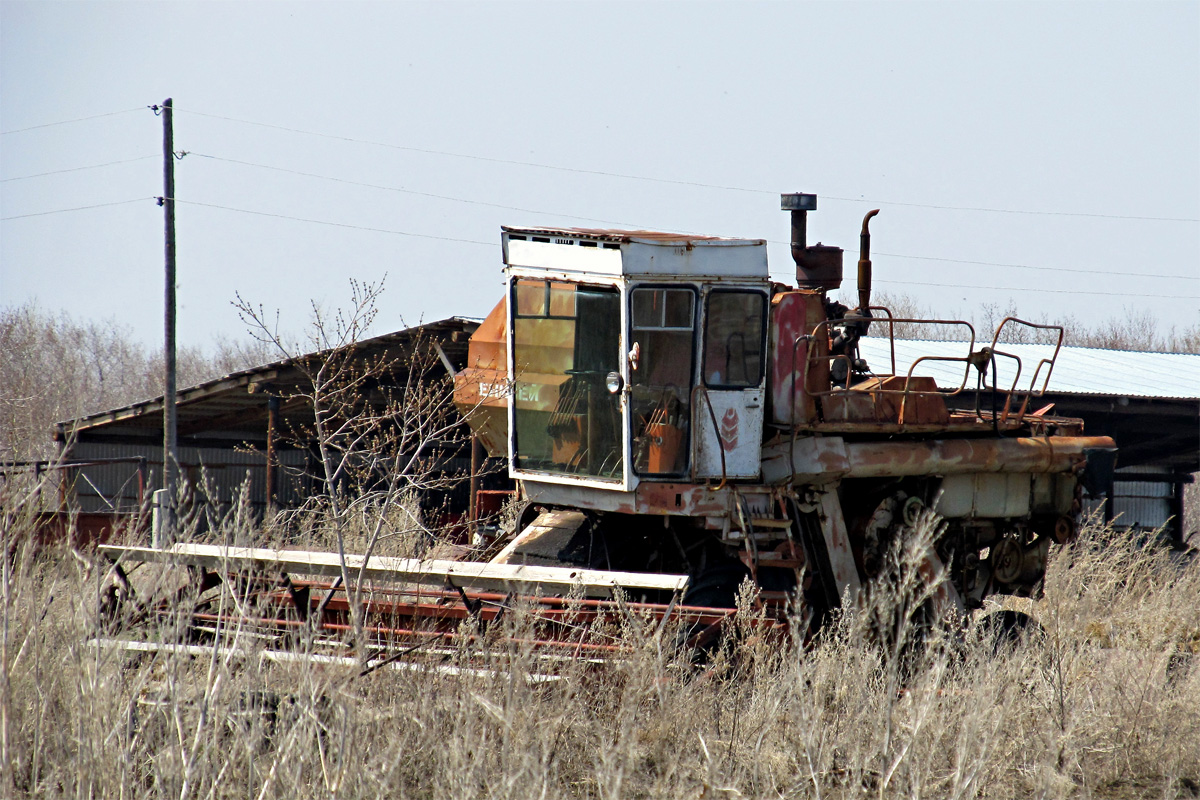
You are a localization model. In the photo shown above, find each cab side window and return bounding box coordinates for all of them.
[704,291,765,388]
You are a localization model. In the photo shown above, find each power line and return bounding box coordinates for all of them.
[1,155,158,183]
[171,197,1198,300]
[871,250,1199,282]
[822,195,1197,223]
[174,198,494,246]
[0,198,151,221]
[179,109,771,197]
[190,151,1200,283]
[759,237,1198,282]
[0,107,148,136]
[181,107,1199,224]
[187,152,650,228]
[872,278,1199,301]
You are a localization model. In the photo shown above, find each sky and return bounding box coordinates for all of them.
[2,1,1197,354]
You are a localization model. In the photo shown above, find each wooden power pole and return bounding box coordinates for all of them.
[160,97,178,546]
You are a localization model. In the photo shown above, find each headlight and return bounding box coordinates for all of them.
[605,371,623,394]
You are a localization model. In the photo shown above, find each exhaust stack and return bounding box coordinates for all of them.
[857,209,880,311]
[782,193,844,291]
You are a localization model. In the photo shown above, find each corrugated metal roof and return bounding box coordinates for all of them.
[858,338,1200,400]
[57,316,480,435]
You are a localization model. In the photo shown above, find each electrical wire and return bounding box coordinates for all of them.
[0,107,148,136]
[1,155,158,183]
[0,198,151,221]
[188,151,1200,284]
[821,195,1198,223]
[180,108,1199,223]
[174,198,494,246]
[187,152,649,228]
[870,250,1200,282]
[758,236,1198,282]
[179,109,772,197]
[171,197,1198,299]
[871,278,1199,301]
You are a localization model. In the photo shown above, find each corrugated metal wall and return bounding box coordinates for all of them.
[1110,466,1173,531]
[67,442,310,513]
[1082,465,1180,535]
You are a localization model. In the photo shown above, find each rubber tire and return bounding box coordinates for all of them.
[683,560,752,609]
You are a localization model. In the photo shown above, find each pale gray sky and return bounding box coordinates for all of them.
[2,1,1197,351]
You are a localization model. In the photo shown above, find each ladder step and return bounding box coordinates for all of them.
[723,531,778,544]
[756,558,804,569]
[748,518,793,529]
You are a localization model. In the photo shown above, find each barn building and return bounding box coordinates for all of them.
[50,316,495,542]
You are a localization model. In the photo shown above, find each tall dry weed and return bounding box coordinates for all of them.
[2,507,1197,798]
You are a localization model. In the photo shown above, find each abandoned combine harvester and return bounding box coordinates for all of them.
[100,195,1116,666]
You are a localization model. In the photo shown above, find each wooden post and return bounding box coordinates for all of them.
[266,394,280,512]
[159,97,178,547]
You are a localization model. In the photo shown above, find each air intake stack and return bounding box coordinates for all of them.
[781,193,844,292]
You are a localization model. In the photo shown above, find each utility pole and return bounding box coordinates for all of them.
[157,97,178,547]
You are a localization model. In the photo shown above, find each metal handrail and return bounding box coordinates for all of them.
[803,316,977,409]
[988,317,1064,424]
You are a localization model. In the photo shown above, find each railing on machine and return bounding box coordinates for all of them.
[987,317,1065,424]
[792,308,1066,428]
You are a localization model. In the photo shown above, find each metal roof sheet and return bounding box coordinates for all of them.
[56,316,480,435]
[857,338,1200,400]
[501,225,764,246]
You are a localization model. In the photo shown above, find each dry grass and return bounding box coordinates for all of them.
[2,513,1198,799]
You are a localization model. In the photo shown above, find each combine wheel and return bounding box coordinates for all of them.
[975,609,1043,655]
[682,560,751,609]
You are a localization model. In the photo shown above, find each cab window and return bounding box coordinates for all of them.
[703,291,765,388]
[629,287,696,475]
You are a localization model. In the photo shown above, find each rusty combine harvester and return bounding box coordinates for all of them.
[100,194,1116,671]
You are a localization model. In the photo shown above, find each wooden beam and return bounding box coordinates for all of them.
[99,543,689,596]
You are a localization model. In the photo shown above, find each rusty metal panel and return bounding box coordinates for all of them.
[936,473,1031,518]
[760,436,850,485]
[767,291,826,425]
[817,491,862,598]
[454,299,510,457]
[839,436,1114,479]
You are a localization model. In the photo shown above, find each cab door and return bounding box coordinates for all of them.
[694,289,768,480]
[627,286,697,479]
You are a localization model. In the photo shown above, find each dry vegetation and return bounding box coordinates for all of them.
[1,497,1198,799]
[2,300,1198,798]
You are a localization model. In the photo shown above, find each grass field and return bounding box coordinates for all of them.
[1,506,1198,799]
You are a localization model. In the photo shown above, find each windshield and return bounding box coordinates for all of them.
[511,279,623,480]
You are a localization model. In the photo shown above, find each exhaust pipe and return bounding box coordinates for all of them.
[857,209,880,311]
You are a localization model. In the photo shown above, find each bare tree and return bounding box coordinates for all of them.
[0,303,275,462]
[233,277,473,657]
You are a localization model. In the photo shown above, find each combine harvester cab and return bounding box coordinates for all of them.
[455,194,1117,629]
